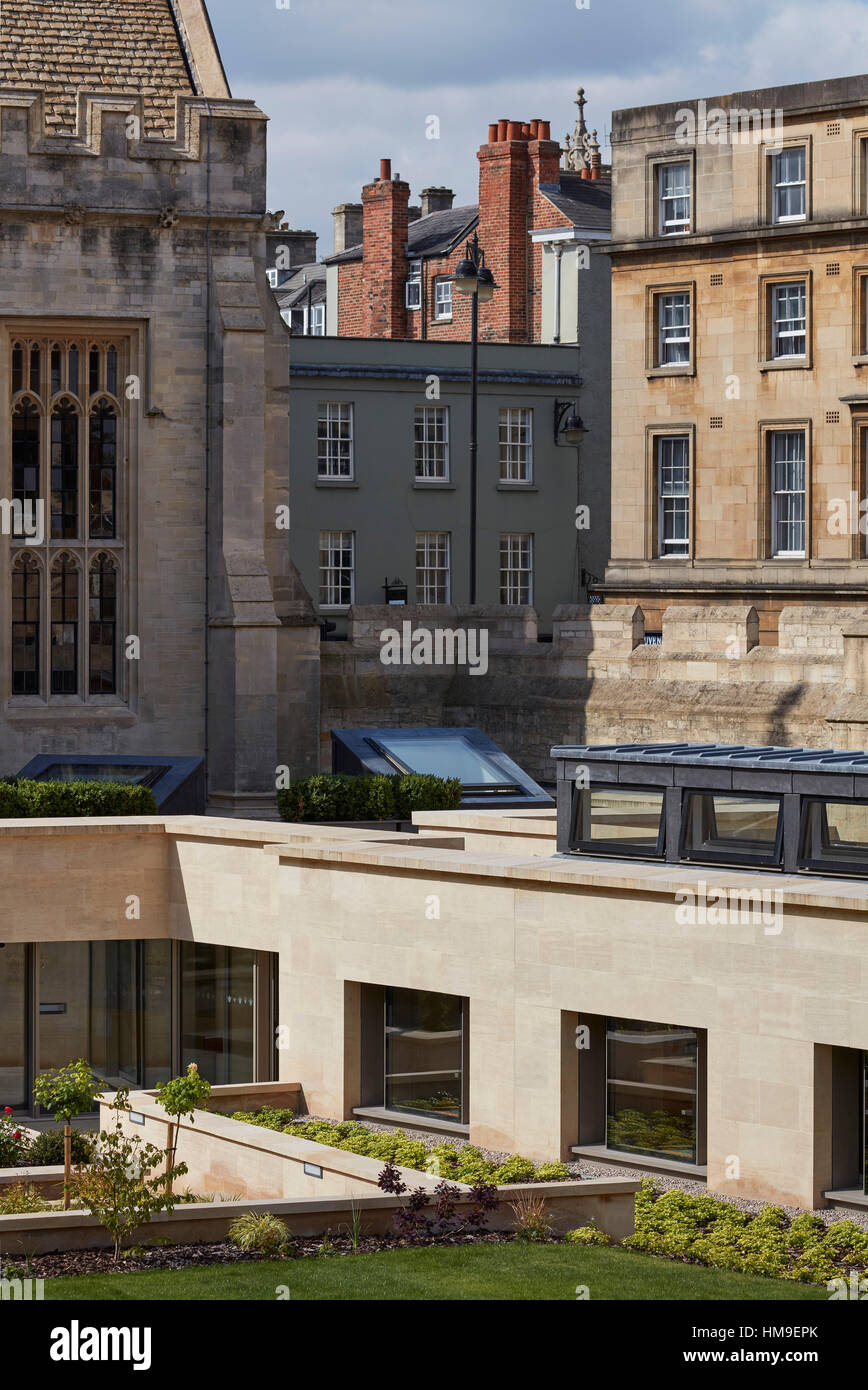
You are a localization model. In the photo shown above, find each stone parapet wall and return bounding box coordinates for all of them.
[322,601,868,778]
[347,604,538,650]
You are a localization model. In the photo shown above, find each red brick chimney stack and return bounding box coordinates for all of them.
[362,157,410,338]
[477,116,560,343]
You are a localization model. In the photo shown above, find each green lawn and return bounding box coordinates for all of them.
[47,1242,828,1301]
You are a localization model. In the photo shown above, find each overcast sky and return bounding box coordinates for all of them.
[205,0,868,254]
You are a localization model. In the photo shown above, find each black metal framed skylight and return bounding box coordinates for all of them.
[16,754,205,813]
[552,742,868,877]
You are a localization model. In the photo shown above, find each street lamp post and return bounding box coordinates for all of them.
[453,232,496,605]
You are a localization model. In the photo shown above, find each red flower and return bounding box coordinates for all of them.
[3,1106,12,1115]
[12,1131,20,1140]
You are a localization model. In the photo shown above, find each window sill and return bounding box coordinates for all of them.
[316,479,358,488]
[824,1188,868,1211]
[570,1144,707,1181]
[353,1105,469,1137]
[759,358,811,372]
[497,482,537,491]
[5,701,135,724]
[647,364,694,379]
[319,605,351,614]
[433,317,453,325]
[413,480,455,490]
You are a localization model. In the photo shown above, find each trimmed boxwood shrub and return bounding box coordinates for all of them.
[277,773,461,823]
[0,778,157,817]
[27,1128,94,1167]
[229,1109,569,1185]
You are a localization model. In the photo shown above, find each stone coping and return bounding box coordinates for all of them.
[412,808,557,835]
[265,838,868,914]
[0,1176,641,1251]
[112,1090,456,1193]
[3,813,868,913]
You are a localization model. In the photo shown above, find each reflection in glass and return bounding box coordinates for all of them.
[682,792,781,863]
[572,787,665,855]
[384,987,463,1121]
[606,1018,698,1163]
[373,734,505,787]
[802,800,868,874]
[38,941,172,1092]
[864,1052,868,1197]
[180,943,255,1085]
[0,945,27,1109]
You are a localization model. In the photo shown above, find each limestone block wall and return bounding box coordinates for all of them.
[321,601,868,780]
[0,88,311,808]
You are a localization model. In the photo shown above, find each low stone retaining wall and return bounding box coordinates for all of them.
[0,1165,65,1199]
[102,1087,447,1202]
[0,1179,639,1255]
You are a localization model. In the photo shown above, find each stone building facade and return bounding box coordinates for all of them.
[605,74,868,641]
[0,0,319,806]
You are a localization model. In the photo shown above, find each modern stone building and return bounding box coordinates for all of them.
[604,73,868,641]
[0,0,319,804]
[5,777,868,1212]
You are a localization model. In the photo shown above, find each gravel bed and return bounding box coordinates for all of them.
[295,1112,868,1229]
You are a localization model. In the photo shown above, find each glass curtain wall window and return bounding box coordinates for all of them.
[0,944,28,1109]
[414,405,449,479]
[319,530,354,606]
[499,407,533,482]
[38,940,172,1091]
[9,337,124,699]
[658,162,691,234]
[606,1018,699,1164]
[316,402,353,479]
[771,283,806,358]
[657,435,690,556]
[863,1052,868,1196]
[772,147,806,222]
[770,430,806,557]
[658,292,691,365]
[499,532,533,604]
[415,531,450,603]
[180,943,255,1086]
[384,987,463,1122]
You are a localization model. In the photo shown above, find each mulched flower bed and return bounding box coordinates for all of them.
[2,1230,514,1280]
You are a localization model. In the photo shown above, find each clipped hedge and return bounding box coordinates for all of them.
[625,1177,868,1285]
[0,778,157,818]
[229,1109,569,1186]
[277,772,461,823]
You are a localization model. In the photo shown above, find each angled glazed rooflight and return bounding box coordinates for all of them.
[551,741,868,877]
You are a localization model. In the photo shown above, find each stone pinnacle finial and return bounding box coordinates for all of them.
[563,86,593,172]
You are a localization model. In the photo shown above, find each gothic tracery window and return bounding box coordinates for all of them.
[9,336,125,700]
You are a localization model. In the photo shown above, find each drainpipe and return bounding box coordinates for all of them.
[552,242,563,344]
